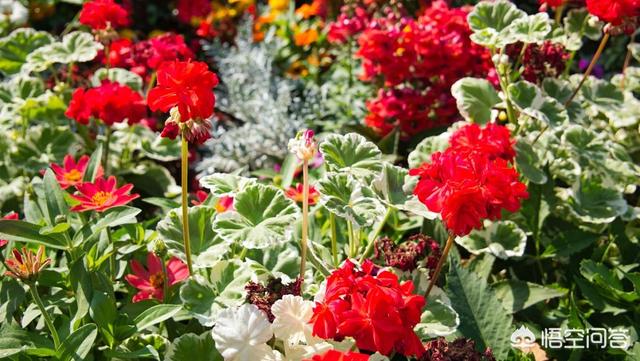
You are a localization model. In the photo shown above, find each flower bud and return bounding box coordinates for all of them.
[152,240,168,259]
[54,214,67,224]
[288,129,317,162]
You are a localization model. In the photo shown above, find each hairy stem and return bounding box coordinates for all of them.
[181,136,193,275]
[565,32,610,106]
[300,160,309,279]
[425,233,455,299]
[30,285,60,349]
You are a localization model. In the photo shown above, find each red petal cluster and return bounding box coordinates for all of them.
[79,0,130,30]
[356,1,494,137]
[375,234,440,273]
[175,0,212,24]
[304,349,370,361]
[410,123,528,236]
[70,176,139,213]
[586,0,639,26]
[65,81,147,126]
[125,253,189,302]
[310,260,425,356]
[147,60,219,121]
[539,0,566,8]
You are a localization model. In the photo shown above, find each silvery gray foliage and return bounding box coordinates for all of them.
[198,20,320,176]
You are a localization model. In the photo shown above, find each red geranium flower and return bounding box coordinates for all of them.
[586,0,640,25]
[79,0,130,30]
[70,176,139,213]
[50,154,103,190]
[65,82,147,126]
[285,184,319,205]
[175,0,212,24]
[191,190,209,206]
[124,253,189,302]
[147,60,219,121]
[449,123,516,162]
[0,212,19,248]
[304,349,370,361]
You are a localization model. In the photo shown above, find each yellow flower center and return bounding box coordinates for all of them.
[91,191,112,206]
[149,272,165,289]
[63,169,82,182]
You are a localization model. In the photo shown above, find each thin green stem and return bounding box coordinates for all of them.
[425,233,455,300]
[30,285,60,349]
[107,228,116,281]
[300,160,309,279]
[347,221,358,259]
[145,72,157,98]
[161,260,169,303]
[329,213,338,267]
[565,32,610,106]
[102,126,111,175]
[359,208,391,263]
[494,49,518,125]
[181,136,193,275]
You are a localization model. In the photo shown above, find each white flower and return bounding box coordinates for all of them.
[271,295,315,345]
[212,304,275,361]
[283,342,333,361]
[0,0,28,25]
[288,130,317,161]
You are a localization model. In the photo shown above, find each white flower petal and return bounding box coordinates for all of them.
[212,304,273,360]
[271,295,315,345]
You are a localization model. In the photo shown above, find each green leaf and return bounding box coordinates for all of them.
[371,163,436,219]
[630,43,640,62]
[456,220,527,259]
[43,169,70,226]
[468,0,526,47]
[415,287,460,338]
[72,206,141,247]
[580,260,639,303]
[213,183,299,249]
[0,220,67,249]
[47,31,103,64]
[580,77,624,113]
[91,68,143,91]
[510,13,552,44]
[317,173,386,227]
[407,132,450,169]
[446,257,513,359]
[140,136,180,162]
[508,81,569,125]
[451,78,500,124]
[515,140,547,184]
[493,280,567,313]
[157,206,228,266]
[69,259,92,329]
[57,324,98,361]
[199,173,255,198]
[134,304,182,332]
[556,177,628,225]
[165,333,222,361]
[83,145,103,182]
[320,133,382,177]
[279,153,298,189]
[564,8,603,41]
[541,78,584,122]
[0,323,54,358]
[0,28,54,75]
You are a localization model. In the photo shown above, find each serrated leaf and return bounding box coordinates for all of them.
[320,133,382,177]
[510,12,552,44]
[91,67,143,91]
[317,173,386,227]
[199,173,255,197]
[493,280,567,313]
[407,132,450,169]
[165,333,222,361]
[564,8,603,41]
[213,183,299,249]
[451,78,500,124]
[508,80,569,125]
[515,140,547,184]
[456,220,527,259]
[0,28,54,75]
[556,177,628,225]
[446,258,513,359]
[468,0,526,47]
[57,324,98,361]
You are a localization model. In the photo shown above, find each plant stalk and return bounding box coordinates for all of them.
[329,213,338,267]
[300,159,309,279]
[425,233,455,299]
[181,136,193,275]
[565,32,610,106]
[30,285,61,349]
[359,208,391,263]
[620,46,633,90]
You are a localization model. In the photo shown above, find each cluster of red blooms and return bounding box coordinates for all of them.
[66,81,146,126]
[375,234,440,272]
[304,349,369,361]
[310,260,425,356]
[507,41,570,84]
[419,337,496,361]
[410,123,528,236]
[356,1,494,137]
[245,277,302,321]
[79,0,129,31]
[106,33,194,80]
[586,0,639,26]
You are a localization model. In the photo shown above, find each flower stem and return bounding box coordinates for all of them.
[161,260,169,304]
[107,228,116,281]
[359,208,391,263]
[565,32,610,106]
[347,221,356,259]
[300,160,309,279]
[425,233,455,300]
[329,213,338,267]
[29,285,60,349]
[103,126,111,175]
[181,136,193,275]
[620,46,633,90]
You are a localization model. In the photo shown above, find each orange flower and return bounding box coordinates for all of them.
[253,13,276,42]
[294,28,319,47]
[5,246,51,282]
[296,3,319,19]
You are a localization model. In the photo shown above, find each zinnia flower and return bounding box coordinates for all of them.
[0,212,18,248]
[586,0,639,25]
[79,0,130,30]
[211,304,277,361]
[50,154,103,189]
[305,349,370,361]
[65,82,147,126]
[5,246,51,282]
[286,184,319,205]
[70,176,139,212]
[124,253,188,302]
[215,195,234,213]
[271,295,316,345]
[147,60,219,121]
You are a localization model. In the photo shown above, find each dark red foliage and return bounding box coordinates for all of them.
[375,234,441,272]
[420,337,496,361]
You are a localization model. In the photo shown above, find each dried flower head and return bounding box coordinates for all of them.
[5,246,51,283]
[420,337,496,361]
[245,276,303,321]
[375,234,441,272]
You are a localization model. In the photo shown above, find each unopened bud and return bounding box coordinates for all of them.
[152,240,168,258]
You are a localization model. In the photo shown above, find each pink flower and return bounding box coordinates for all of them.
[125,253,189,302]
[50,155,103,190]
[70,176,139,213]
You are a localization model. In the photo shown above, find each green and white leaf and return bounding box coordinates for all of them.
[371,163,437,219]
[564,8,603,41]
[0,28,54,75]
[515,140,547,184]
[456,220,527,259]
[509,12,552,44]
[415,286,460,338]
[317,173,386,227]
[27,31,102,71]
[468,0,526,47]
[320,133,382,177]
[493,280,567,313]
[508,80,569,125]
[407,131,450,169]
[213,183,299,249]
[199,173,255,198]
[556,177,629,225]
[451,78,500,124]
[91,68,143,91]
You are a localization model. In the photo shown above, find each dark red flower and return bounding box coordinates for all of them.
[375,234,440,272]
[70,176,139,212]
[124,253,189,302]
[420,337,496,361]
[0,212,19,248]
[586,0,639,25]
[50,154,103,190]
[147,60,219,121]
[245,277,302,321]
[65,82,147,126]
[79,0,130,30]
[175,0,212,24]
[305,349,370,361]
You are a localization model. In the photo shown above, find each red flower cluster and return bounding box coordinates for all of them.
[304,349,370,361]
[106,34,195,79]
[310,260,425,356]
[410,123,528,236]
[586,0,639,26]
[66,81,146,126]
[79,0,130,30]
[327,7,369,43]
[70,176,139,213]
[50,154,103,189]
[356,1,493,137]
[507,41,570,84]
[175,0,212,24]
